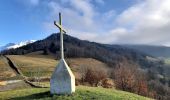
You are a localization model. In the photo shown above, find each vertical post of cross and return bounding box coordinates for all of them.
[59,12,64,59]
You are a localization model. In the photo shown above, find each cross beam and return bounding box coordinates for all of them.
[54,12,66,59]
[54,21,66,34]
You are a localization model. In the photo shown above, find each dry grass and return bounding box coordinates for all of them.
[7,55,58,77]
[25,51,56,59]
[66,58,110,80]
[0,56,16,80]
[6,55,110,81]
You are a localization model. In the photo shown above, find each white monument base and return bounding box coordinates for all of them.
[50,59,75,94]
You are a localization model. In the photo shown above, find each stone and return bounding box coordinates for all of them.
[50,59,75,94]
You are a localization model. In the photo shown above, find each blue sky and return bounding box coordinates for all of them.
[0,0,170,46]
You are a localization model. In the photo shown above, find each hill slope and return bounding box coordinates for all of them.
[2,33,164,70]
[123,45,170,58]
[5,55,109,81]
[2,33,167,83]
[0,86,151,100]
[1,33,168,99]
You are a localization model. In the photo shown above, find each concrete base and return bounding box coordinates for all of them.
[50,59,75,94]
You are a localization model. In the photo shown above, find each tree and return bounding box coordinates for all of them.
[113,61,136,92]
[80,65,107,86]
[134,72,148,96]
[112,59,149,96]
[43,47,48,55]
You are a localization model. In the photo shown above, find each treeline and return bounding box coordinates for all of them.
[2,33,169,99]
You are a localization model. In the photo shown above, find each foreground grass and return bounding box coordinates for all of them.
[0,86,151,100]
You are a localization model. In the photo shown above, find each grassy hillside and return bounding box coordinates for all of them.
[7,55,57,77]
[0,86,151,100]
[6,55,110,80]
[0,56,16,80]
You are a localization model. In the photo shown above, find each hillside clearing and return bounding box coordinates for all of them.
[7,55,57,77]
[0,86,151,100]
[6,55,110,80]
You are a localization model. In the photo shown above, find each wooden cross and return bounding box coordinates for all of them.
[54,12,66,59]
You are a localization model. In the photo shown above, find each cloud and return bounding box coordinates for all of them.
[43,0,170,46]
[112,0,170,46]
[44,0,105,35]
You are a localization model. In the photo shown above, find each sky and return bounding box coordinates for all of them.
[0,0,170,46]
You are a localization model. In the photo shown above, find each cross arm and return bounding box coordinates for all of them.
[54,21,66,34]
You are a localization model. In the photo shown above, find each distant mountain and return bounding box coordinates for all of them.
[0,40,36,52]
[123,45,170,58]
[7,40,36,49]
[0,43,15,51]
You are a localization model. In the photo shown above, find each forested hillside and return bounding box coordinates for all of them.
[123,45,170,58]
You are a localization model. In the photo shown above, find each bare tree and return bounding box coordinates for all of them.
[112,59,148,96]
[80,65,107,86]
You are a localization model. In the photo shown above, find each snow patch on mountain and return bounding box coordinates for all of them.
[7,40,36,49]
[0,43,16,51]
[0,40,36,51]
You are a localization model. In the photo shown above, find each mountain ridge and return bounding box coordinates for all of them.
[2,33,164,71]
[0,40,36,52]
[123,44,170,58]
[0,43,15,51]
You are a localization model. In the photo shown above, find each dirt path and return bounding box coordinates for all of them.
[1,55,48,89]
[3,56,21,75]
[0,80,29,92]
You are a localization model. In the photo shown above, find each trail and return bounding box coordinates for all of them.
[2,55,48,88]
[4,56,21,75]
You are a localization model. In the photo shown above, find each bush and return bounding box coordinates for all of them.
[80,66,107,86]
[97,78,114,88]
[112,60,149,97]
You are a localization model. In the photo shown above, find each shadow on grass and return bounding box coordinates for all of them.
[9,91,52,100]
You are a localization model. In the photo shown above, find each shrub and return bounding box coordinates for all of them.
[97,78,114,88]
[80,66,107,86]
[112,60,149,97]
